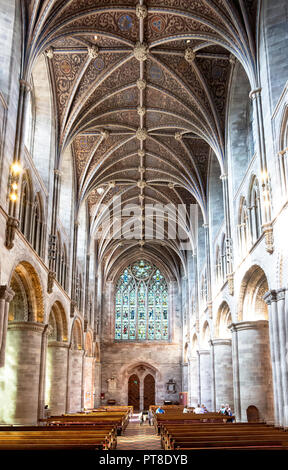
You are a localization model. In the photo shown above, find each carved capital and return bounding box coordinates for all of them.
[175,132,183,141]
[249,88,262,100]
[5,217,19,250]
[136,4,148,19]
[134,42,148,62]
[19,79,32,93]
[136,127,148,141]
[88,45,99,59]
[0,286,15,303]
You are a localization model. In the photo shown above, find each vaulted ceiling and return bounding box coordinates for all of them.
[24,0,257,275]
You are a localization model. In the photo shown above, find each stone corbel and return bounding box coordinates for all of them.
[5,216,19,250]
[70,300,77,318]
[262,223,274,254]
[227,272,234,296]
[0,285,15,367]
[47,270,56,294]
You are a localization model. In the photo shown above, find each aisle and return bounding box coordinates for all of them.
[117,414,162,450]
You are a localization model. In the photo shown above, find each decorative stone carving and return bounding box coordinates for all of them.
[175,132,183,141]
[47,270,56,294]
[138,166,145,174]
[137,180,146,188]
[229,54,236,66]
[227,272,234,296]
[137,105,146,116]
[263,224,274,254]
[5,216,19,250]
[46,48,54,60]
[88,45,99,59]
[100,129,110,139]
[137,78,147,90]
[136,127,148,141]
[136,4,148,19]
[168,183,175,189]
[134,42,148,62]
[139,240,145,247]
[138,149,145,158]
[184,47,196,64]
[70,300,77,318]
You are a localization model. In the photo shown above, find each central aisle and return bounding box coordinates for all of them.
[117,414,162,450]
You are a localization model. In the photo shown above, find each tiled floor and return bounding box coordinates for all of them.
[117,414,162,450]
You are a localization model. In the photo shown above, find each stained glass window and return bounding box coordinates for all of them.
[115,260,169,341]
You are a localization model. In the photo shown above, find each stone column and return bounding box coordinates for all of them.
[0,321,45,425]
[230,321,274,423]
[46,341,69,415]
[94,362,101,409]
[211,339,234,412]
[198,350,212,410]
[264,289,288,428]
[0,285,14,367]
[189,356,199,406]
[182,362,188,392]
[67,348,84,412]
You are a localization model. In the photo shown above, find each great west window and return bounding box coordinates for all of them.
[115,260,169,341]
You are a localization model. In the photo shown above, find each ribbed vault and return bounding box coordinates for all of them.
[23,0,258,274]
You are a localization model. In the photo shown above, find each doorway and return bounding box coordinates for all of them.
[128,374,140,411]
[143,374,155,410]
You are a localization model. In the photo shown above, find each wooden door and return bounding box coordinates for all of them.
[247,405,260,422]
[128,374,140,411]
[143,374,155,410]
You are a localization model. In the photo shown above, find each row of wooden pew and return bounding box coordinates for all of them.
[0,407,131,450]
[153,412,235,435]
[153,412,288,450]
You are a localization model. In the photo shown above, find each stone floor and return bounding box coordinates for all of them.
[117,414,162,450]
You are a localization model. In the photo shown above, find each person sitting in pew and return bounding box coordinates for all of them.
[194,404,204,414]
[155,406,165,414]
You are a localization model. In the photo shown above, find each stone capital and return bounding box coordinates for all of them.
[19,79,32,93]
[8,321,46,334]
[249,87,262,100]
[229,320,269,333]
[45,48,54,60]
[210,338,232,347]
[0,285,15,303]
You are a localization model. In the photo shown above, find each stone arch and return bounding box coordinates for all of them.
[215,301,232,339]
[238,265,269,322]
[183,342,189,363]
[9,261,44,323]
[201,321,211,349]
[84,330,93,357]
[70,317,83,350]
[47,301,68,343]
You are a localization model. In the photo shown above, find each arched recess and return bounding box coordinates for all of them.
[213,302,234,412]
[29,53,53,186]
[45,301,68,415]
[143,374,155,410]
[68,317,84,413]
[215,302,232,339]
[227,61,255,195]
[0,261,45,424]
[128,374,140,412]
[83,331,95,410]
[235,265,274,423]
[238,265,269,322]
